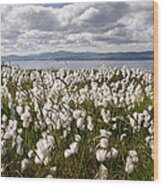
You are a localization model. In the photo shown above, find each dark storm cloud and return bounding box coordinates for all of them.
[94,36,151,45]
[40,3,71,9]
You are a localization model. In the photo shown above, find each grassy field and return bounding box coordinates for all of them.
[1,64,154,180]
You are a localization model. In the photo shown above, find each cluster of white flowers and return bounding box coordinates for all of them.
[125,150,139,174]
[64,134,81,159]
[1,65,154,179]
[73,109,86,130]
[95,129,118,179]
[128,109,152,133]
[3,119,17,139]
[34,135,55,165]
[128,108,154,159]
[96,129,112,162]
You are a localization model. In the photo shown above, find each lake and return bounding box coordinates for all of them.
[4,60,153,71]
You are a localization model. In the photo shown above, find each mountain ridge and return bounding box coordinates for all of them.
[1,50,154,61]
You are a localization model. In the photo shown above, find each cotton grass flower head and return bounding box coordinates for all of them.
[107,147,118,159]
[100,129,112,138]
[73,109,85,120]
[75,134,81,142]
[111,147,118,158]
[16,105,23,115]
[28,150,34,158]
[76,117,84,129]
[125,162,134,174]
[87,116,94,131]
[34,135,55,165]
[4,119,17,139]
[98,164,108,180]
[120,133,127,141]
[96,149,107,162]
[101,109,111,123]
[2,114,7,123]
[100,138,108,148]
[129,150,138,158]
[69,142,78,154]
[64,149,72,159]
[125,150,139,174]
[21,158,29,172]
[21,109,32,128]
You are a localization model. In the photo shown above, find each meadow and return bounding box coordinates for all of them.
[1,64,154,180]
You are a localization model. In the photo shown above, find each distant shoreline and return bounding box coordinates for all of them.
[1,58,154,62]
[2,59,153,71]
[1,50,154,62]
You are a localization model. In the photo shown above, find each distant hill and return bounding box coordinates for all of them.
[1,50,154,61]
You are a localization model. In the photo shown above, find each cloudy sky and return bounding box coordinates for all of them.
[1,1,154,56]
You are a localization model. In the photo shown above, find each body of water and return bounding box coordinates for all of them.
[4,60,153,71]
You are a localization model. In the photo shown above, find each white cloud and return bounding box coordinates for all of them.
[77,7,99,22]
[0,1,154,55]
